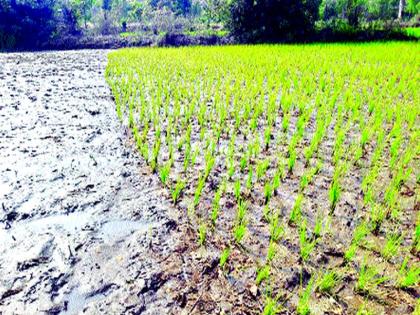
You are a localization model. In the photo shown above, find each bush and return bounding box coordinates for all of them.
[0,0,56,49]
[228,0,321,43]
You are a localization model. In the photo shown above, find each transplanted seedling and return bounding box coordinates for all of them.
[355,257,388,295]
[316,270,340,294]
[299,219,317,262]
[256,264,270,285]
[297,276,315,315]
[397,256,420,288]
[381,233,403,260]
[171,178,185,204]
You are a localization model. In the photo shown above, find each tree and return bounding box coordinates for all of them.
[0,0,56,48]
[72,0,96,29]
[229,0,321,42]
[398,0,405,18]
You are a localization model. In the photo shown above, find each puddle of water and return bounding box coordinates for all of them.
[99,220,156,243]
[0,212,91,244]
[61,287,105,315]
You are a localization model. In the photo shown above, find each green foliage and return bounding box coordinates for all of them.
[229,0,321,42]
[219,247,231,268]
[317,270,339,293]
[356,258,388,294]
[256,265,270,285]
[297,276,315,315]
[398,257,420,288]
[381,233,402,260]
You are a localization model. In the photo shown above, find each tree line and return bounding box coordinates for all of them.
[0,0,418,49]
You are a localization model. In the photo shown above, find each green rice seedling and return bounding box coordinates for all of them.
[344,243,358,263]
[198,222,207,246]
[256,265,271,285]
[171,178,185,205]
[297,276,315,315]
[237,200,247,223]
[219,247,231,268]
[398,257,420,288]
[352,220,370,245]
[263,204,271,222]
[272,172,280,195]
[414,213,420,252]
[240,154,248,172]
[159,160,171,186]
[356,257,388,294]
[288,150,297,174]
[356,303,375,315]
[381,233,403,260]
[263,296,281,315]
[329,181,340,212]
[234,223,246,243]
[257,159,270,181]
[317,270,340,294]
[234,179,241,202]
[228,158,235,178]
[370,203,387,234]
[264,182,273,204]
[150,138,161,173]
[270,211,284,242]
[290,193,303,225]
[299,219,317,261]
[194,175,206,207]
[191,146,199,167]
[246,168,253,190]
[211,186,223,225]
[313,213,323,239]
[267,240,277,262]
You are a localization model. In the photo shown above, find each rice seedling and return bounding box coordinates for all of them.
[297,276,315,315]
[397,257,420,288]
[159,160,171,186]
[219,247,231,268]
[267,240,277,262]
[234,179,241,202]
[264,182,273,204]
[356,257,388,295]
[299,219,317,262]
[198,222,207,246]
[270,211,284,242]
[234,223,246,244]
[107,43,419,312]
[171,178,185,205]
[257,159,270,181]
[290,193,303,225]
[381,233,403,260]
[193,175,206,207]
[263,296,281,315]
[356,303,375,315]
[317,270,340,294]
[256,265,271,285]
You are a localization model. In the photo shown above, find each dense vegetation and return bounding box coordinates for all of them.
[0,0,419,49]
[106,43,419,314]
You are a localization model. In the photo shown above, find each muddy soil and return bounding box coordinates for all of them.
[0,50,191,314]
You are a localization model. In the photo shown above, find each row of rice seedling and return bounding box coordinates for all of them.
[106,42,419,314]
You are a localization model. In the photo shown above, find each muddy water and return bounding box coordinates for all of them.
[0,51,182,314]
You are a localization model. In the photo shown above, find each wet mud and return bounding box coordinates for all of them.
[0,51,186,314]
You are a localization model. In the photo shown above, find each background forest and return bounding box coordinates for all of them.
[0,0,419,49]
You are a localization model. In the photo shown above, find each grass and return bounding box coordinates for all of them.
[405,27,420,38]
[106,42,419,313]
